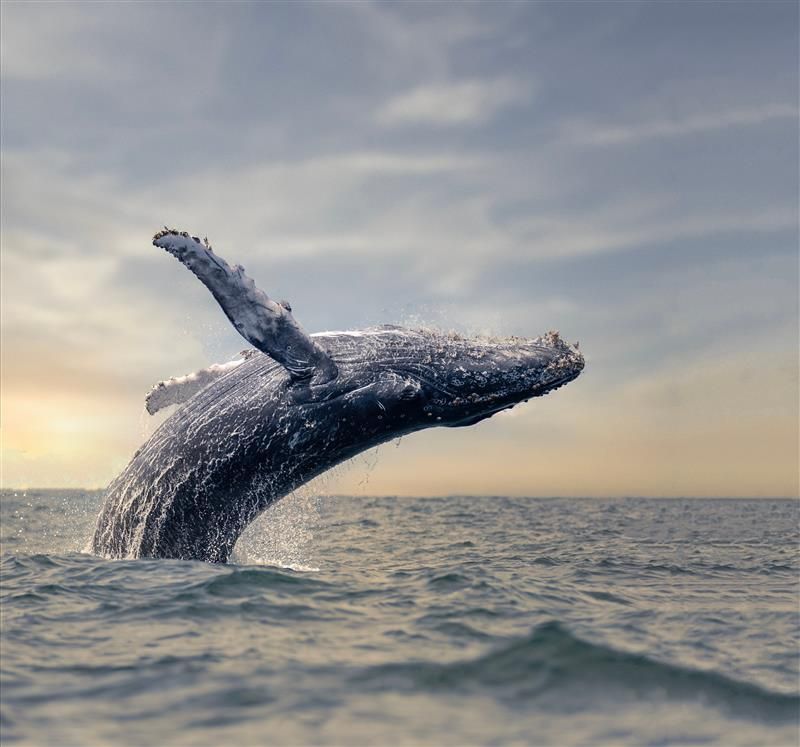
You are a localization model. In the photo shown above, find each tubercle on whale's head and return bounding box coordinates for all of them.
[311,327,584,430]
[410,329,585,428]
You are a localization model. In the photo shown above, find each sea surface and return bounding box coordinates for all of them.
[1,490,798,746]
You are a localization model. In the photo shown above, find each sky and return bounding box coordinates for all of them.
[1,0,798,497]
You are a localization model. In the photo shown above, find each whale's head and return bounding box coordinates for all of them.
[312,327,584,431]
[414,329,584,427]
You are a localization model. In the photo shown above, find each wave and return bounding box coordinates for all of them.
[3,553,797,728]
[568,557,800,580]
[353,621,799,723]
[0,553,330,620]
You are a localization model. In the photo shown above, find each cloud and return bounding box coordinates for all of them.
[564,103,798,146]
[0,2,105,81]
[506,201,798,261]
[376,78,530,127]
[339,1,506,81]
[0,146,488,262]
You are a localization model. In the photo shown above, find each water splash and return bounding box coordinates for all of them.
[229,438,394,568]
[231,485,321,571]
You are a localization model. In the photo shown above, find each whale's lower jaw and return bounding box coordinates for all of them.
[446,371,582,428]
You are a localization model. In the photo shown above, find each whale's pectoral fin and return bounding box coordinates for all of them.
[145,356,251,415]
[153,229,337,385]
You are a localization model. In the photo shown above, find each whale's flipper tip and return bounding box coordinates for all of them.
[153,227,187,245]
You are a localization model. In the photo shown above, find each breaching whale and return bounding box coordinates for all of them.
[91,230,585,563]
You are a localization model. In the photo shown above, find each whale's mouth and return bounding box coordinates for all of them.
[444,370,583,428]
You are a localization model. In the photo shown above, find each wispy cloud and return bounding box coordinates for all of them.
[340,1,506,81]
[376,78,530,127]
[508,202,798,260]
[0,1,229,108]
[565,103,798,146]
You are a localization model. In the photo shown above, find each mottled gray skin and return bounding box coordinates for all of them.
[91,327,584,563]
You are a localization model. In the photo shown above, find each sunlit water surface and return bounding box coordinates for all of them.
[1,491,798,746]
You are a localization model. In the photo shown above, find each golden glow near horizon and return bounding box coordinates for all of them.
[1,2,798,498]
[2,324,797,497]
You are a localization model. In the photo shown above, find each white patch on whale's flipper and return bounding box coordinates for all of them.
[145,356,249,415]
[153,229,337,384]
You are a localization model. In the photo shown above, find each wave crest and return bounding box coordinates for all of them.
[354,621,799,722]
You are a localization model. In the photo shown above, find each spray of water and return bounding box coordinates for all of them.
[231,482,323,571]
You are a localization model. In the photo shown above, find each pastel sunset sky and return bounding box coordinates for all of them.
[1,1,797,497]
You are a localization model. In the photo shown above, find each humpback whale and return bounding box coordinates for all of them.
[91,230,585,563]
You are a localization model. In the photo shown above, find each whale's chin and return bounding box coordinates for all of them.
[443,365,584,428]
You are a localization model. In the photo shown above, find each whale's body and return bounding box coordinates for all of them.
[91,232,584,563]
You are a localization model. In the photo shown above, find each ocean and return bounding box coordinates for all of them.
[1,490,798,746]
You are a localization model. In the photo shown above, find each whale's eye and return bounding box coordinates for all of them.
[398,378,422,400]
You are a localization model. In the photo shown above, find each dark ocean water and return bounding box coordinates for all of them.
[1,490,798,746]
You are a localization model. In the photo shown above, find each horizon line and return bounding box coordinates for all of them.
[0,489,797,501]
